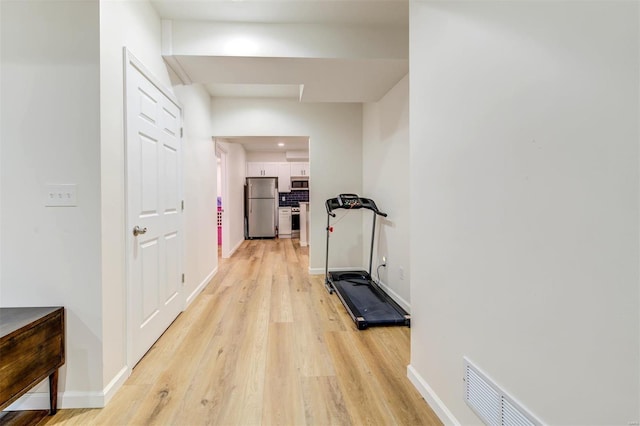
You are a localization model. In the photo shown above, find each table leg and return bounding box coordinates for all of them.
[48,369,58,415]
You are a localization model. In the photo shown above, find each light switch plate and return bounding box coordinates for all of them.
[45,184,77,207]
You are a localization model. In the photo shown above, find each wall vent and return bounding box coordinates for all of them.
[464,357,542,426]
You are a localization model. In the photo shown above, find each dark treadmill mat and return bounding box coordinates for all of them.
[332,278,405,323]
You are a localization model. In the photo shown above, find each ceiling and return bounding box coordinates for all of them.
[151,0,408,151]
[150,0,409,26]
[219,136,309,152]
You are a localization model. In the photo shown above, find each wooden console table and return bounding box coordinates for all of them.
[0,307,65,424]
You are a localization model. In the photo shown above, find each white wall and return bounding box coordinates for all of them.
[173,84,218,306]
[363,74,410,311]
[211,98,363,271]
[409,1,639,424]
[1,0,103,402]
[216,139,247,254]
[246,151,288,162]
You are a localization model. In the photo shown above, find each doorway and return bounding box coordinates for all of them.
[214,136,310,253]
[124,49,184,366]
[216,142,230,258]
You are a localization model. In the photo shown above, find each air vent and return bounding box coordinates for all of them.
[464,357,542,426]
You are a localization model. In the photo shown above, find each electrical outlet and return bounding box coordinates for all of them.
[382,256,387,265]
[45,184,77,207]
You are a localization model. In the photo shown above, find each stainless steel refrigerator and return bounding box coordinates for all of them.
[245,177,277,238]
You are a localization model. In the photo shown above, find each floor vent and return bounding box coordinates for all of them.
[464,357,542,426]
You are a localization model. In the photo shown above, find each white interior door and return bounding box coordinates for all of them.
[125,50,183,366]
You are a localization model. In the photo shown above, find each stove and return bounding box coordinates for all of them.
[291,207,300,237]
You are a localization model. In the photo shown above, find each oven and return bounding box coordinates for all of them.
[291,206,300,238]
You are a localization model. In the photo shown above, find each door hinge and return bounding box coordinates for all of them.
[182,273,185,283]
[180,127,183,138]
[181,200,184,211]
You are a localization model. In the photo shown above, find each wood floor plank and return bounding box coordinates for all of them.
[357,330,442,425]
[36,409,97,425]
[85,384,150,425]
[269,273,294,323]
[167,286,245,425]
[283,238,299,264]
[308,275,352,332]
[300,376,351,426]
[324,330,397,425]
[127,293,211,385]
[215,270,271,426]
[0,410,49,426]
[292,326,336,377]
[127,291,235,425]
[40,239,442,426]
[261,322,306,426]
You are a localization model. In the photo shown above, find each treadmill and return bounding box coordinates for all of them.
[325,194,410,330]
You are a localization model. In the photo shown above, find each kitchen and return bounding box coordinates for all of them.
[239,137,310,246]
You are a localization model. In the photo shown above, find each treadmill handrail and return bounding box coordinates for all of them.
[325,199,336,217]
[325,197,388,217]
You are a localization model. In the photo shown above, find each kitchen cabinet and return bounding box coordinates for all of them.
[278,163,291,192]
[290,162,310,177]
[278,207,292,237]
[246,162,278,177]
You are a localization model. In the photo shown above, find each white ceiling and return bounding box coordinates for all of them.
[219,136,309,152]
[173,56,408,103]
[150,0,409,26]
[151,0,408,151]
[206,83,302,100]
[152,0,408,101]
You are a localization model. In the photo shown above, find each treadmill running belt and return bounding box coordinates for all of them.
[332,278,405,324]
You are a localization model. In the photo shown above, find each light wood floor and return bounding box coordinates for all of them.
[41,239,441,425]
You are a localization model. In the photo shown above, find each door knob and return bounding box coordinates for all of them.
[133,226,147,236]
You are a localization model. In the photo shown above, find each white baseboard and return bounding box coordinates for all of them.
[373,278,411,313]
[6,365,131,410]
[407,364,460,426]
[227,239,243,258]
[185,267,217,308]
[102,366,130,406]
[7,389,105,411]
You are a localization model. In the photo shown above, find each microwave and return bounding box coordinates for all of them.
[291,179,309,190]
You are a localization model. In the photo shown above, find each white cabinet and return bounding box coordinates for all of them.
[278,163,291,192]
[290,162,310,177]
[247,162,278,177]
[278,207,292,237]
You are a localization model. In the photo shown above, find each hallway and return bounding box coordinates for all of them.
[42,239,440,425]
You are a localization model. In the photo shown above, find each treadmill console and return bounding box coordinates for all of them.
[338,193,362,208]
[325,194,386,217]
